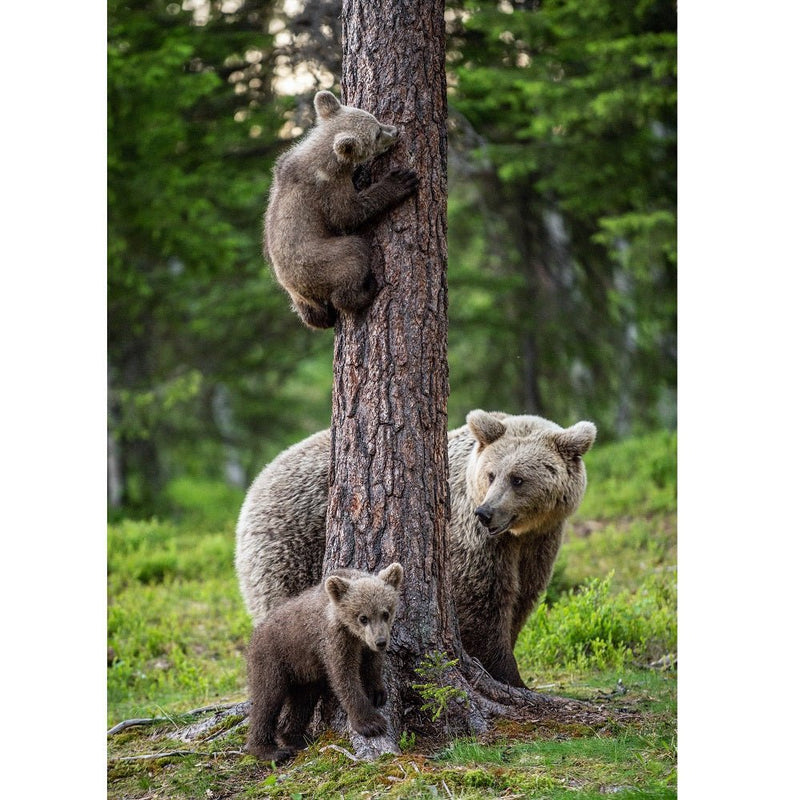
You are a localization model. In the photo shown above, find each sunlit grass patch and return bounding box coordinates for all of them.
[431,727,675,798]
[559,514,676,596]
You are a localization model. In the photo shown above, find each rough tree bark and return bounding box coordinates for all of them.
[323,0,463,759]
[323,0,609,761]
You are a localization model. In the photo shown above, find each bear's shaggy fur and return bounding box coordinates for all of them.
[264,90,418,329]
[246,563,403,763]
[235,411,595,688]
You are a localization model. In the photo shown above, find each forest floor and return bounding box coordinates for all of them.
[107,431,677,799]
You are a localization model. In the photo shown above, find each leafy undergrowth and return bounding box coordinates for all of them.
[107,431,676,799]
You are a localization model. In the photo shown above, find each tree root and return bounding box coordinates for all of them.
[461,654,612,728]
[108,701,251,741]
[175,701,251,742]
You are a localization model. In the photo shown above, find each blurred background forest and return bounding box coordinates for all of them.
[108,0,677,516]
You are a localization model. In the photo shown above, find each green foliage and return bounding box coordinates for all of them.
[433,726,676,798]
[107,518,235,587]
[559,517,676,596]
[579,429,677,519]
[515,573,677,674]
[107,0,335,513]
[107,509,251,723]
[399,729,417,753]
[447,0,676,437]
[161,476,244,528]
[412,652,470,724]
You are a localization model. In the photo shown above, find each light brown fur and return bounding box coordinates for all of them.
[245,563,403,763]
[452,411,596,685]
[264,90,418,329]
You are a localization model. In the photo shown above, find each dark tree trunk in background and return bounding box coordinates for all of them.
[323,0,611,759]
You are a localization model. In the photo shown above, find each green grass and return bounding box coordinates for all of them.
[107,512,252,723]
[578,430,676,519]
[107,430,676,799]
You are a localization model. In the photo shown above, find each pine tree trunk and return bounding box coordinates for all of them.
[323,0,468,757]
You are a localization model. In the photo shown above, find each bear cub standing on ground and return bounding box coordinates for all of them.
[246,562,403,764]
[264,90,418,329]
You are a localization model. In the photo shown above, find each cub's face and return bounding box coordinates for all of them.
[313,90,399,165]
[465,411,596,537]
[325,563,403,652]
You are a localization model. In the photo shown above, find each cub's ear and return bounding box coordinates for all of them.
[314,90,341,119]
[325,575,351,605]
[467,410,507,448]
[554,421,597,459]
[333,132,363,164]
[378,563,404,590]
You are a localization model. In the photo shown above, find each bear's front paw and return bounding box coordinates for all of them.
[384,168,419,198]
[351,712,387,738]
[371,686,387,707]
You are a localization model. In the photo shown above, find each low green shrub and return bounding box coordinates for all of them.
[516,572,677,673]
[580,430,676,519]
[412,651,469,725]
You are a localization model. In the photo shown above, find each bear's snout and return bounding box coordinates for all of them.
[375,638,387,650]
[475,505,493,526]
[475,505,516,536]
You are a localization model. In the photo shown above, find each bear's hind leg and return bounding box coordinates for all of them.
[485,648,526,688]
[288,289,338,330]
[277,681,325,749]
[327,236,377,316]
[247,672,297,762]
[292,298,338,330]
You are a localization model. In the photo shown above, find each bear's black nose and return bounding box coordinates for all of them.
[475,505,493,526]
[376,639,387,650]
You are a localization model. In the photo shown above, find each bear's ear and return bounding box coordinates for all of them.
[467,410,507,448]
[314,90,341,119]
[379,563,404,590]
[554,421,597,459]
[333,132,363,164]
[325,575,351,605]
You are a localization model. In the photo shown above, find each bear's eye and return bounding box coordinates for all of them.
[487,472,495,484]
[359,615,369,625]
[510,475,524,488]
[382,611,390,622]
[374,128,382,142]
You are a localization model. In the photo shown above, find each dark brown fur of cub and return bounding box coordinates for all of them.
[245,563,403,764]
[264,90,418,329]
